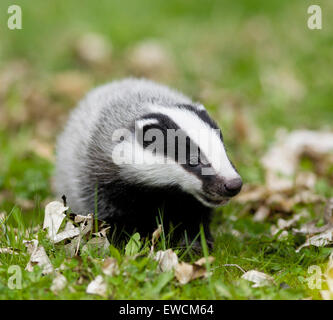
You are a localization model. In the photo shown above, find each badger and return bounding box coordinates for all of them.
[54,78,242,247]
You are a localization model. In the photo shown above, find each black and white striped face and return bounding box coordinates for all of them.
[114,104,242,207]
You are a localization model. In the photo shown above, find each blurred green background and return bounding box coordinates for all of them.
[0,0,332,219]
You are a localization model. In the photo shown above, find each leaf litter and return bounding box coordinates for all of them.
[236,129,333,253]
[10,128,333,296]
[241,270,275,288]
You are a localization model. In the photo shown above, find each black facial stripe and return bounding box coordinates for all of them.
[136,113,215,180]
[137,113,179,153]
[176,104,223,141]
[140,113,180,131]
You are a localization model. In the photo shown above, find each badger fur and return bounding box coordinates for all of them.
[55,78,242,246]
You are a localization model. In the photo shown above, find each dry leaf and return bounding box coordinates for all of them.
[293,198,333,237]
[82,237,110,255]
[152,225,162,246]
[277,211,308,230]
[102,257,119,276]
[64,237,83,258]
[293,221,330,236]
[174,257,214,285]
[24,240,54,274]
[127,40,175,79]
[43,201,68,240]
[51,273,67,293]
[253,206,270,222]
[52,71,92,101]
[150,224,163,255]
[241,270,275,288]
[77,214,94,236]
[74,214,92,224]
[86,275,107,297]
[75,33,112,65]
[194,256,215,266]
[0,247,18,255]
[53,227,81,244]
[235,185,268,204]
[154,249,179,272]
[296,229,333,252]
[175,262,194,285]
[270,226,288,239]
[295,172,317,189]
[262,130,333,192]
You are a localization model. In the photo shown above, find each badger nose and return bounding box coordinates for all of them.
[224,177,243,197]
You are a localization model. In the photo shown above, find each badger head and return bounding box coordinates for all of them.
[112,103,242,207]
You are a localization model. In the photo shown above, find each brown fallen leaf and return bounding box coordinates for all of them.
[296,229,333,252]
[53,228,81,244]
[154,249,179,272]
[292,203,332,236]
[241,270,275,287]
[75,33,112,66]
[24,240,54,275]
[86,275,107,297]
[194,256,215,266]
[0,247,19,255]
[270,211,308,240]
[235,185,268,204]
[82,237,110,256]
[295,172,317,190]
[43,201,68,240]
[262,130,333,192]
[174,256,215,285]
[253,206,270,222]
[51,273,67,293]
[126,40,176,79]
[64,237,84,258]
[150,224,163,255]
[175,262,194,285]
[51,71,92,101]
[102,257,119,276]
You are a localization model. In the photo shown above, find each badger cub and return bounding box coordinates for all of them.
[55,78,242,247]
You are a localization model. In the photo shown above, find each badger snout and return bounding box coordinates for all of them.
[201,176,242,206]
[223,177,243,197]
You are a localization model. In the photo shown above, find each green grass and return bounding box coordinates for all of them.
[1,0,333,299]
[1,204,331,299]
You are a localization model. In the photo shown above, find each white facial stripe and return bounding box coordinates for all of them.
[112,137,203,192]
[136,118,159,130]
[148,105,239,180]
[196,104,206,111]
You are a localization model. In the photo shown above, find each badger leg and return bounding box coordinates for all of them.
[165,204,214,252]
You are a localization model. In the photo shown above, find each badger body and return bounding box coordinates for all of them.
[55,78,242,245]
